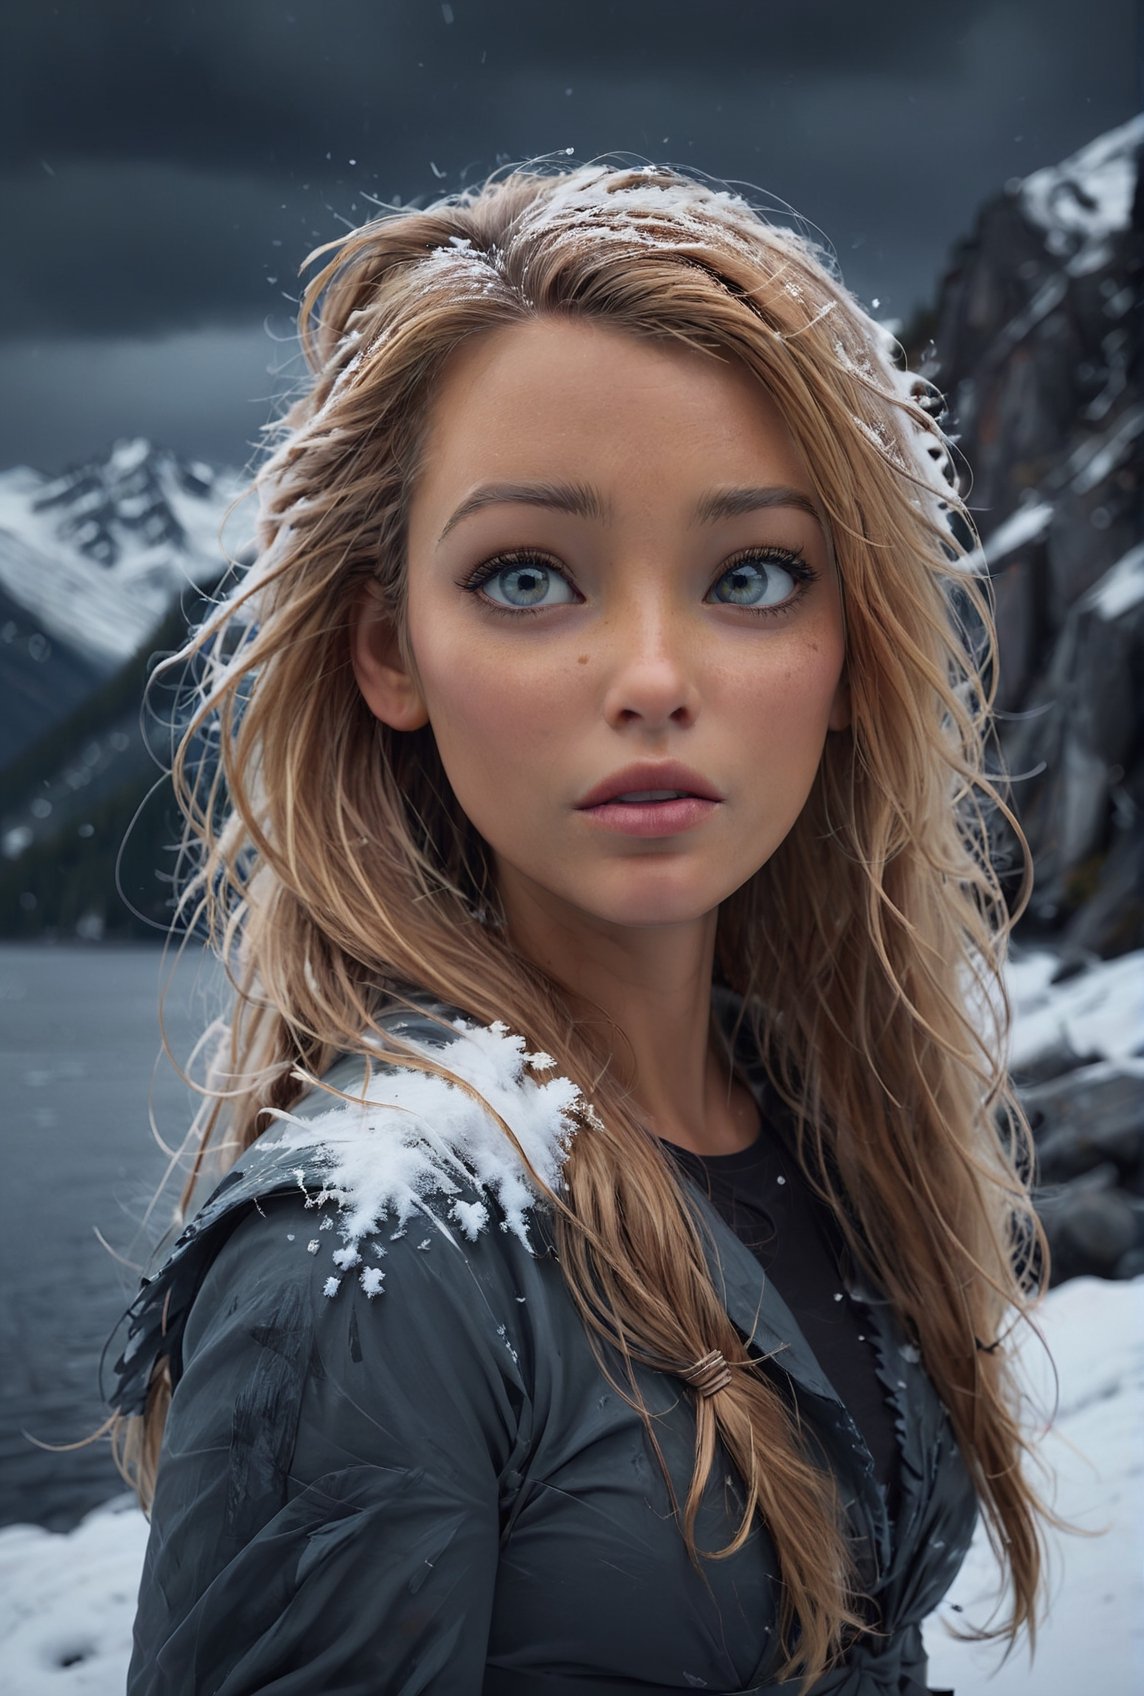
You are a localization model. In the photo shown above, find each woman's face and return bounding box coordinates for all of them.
[353,314,849,941]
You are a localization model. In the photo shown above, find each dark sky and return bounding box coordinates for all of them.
[3,0,1139,474]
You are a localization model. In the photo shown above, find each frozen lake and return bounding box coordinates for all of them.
[0,943,226,1530]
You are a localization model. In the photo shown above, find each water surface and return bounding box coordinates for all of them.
[0,942,226,1530]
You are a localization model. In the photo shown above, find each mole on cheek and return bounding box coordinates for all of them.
[577,654,589,666]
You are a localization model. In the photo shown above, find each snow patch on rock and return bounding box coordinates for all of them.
[955,501,1054,577]
[1080,542,1144,624]
[1006,947,1144,1075]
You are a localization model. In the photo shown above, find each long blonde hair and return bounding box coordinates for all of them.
[115,162,1049,1687]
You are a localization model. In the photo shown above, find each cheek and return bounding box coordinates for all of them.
[415,631,577,798]
[735,638,845,766]
[773,647,841,719]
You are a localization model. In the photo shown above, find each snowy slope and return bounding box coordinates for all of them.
[925,1276,1144,1695]
[0,440,249,671]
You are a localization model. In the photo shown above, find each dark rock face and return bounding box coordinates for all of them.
[922,117,1143,960]
[1016,1063,1144,1284]
[1025,1067,1142,1187]
[919,119,1144,1284]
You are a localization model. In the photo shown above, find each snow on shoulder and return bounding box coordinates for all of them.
[258,1017,588,1300]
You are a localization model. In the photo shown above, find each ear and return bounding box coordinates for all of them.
[828,670,851,733]
[349,583,430,732]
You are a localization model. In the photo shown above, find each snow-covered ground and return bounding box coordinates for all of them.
[0,1498,149,1696]
[1,944,1140,1694]
[925,1275,1143,1695]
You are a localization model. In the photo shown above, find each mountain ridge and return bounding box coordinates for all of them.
[0,436,248,675]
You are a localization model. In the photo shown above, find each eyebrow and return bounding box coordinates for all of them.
[437,481,607,542]
[694,485,822,526]
[437,481,821,544]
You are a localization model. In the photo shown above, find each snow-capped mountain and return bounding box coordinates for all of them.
[1019,115,1143,278]
[0,438,248,673]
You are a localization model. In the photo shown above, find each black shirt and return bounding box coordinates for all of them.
[662,1089,903,1522]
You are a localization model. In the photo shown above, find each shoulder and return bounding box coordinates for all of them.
[108,1009,583,1416]
[265,1010,581,1270]
[173,1179,541,1486]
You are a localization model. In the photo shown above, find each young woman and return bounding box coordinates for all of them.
[108,162,1049,1694]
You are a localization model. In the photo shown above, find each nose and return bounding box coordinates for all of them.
[599,601,700,730]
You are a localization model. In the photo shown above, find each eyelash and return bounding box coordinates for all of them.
[456,545,820,619]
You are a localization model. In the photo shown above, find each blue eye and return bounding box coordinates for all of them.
[459,545,818,617]
[708,550,814,614]
[466,553,577,610]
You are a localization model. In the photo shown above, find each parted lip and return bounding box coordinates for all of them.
[575,762,723,809]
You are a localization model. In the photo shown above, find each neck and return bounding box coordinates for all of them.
[498,887,758,1157]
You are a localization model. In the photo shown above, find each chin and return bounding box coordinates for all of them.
[575,880,727,931]
[609,906,718,930]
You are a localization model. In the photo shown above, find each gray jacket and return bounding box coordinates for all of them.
[110,993,973,1694]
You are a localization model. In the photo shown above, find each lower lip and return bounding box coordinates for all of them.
[577,797,719,836]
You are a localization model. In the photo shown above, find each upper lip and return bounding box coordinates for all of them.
[575,762,723,809]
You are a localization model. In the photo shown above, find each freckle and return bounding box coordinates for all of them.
[577,654,589,665]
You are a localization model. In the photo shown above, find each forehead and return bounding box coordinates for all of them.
[415,315,810,492]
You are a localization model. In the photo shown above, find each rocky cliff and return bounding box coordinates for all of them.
[913,116,1144,1285]
[921,115,1143,960]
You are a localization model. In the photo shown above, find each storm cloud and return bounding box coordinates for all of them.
[2,0,1136,470]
